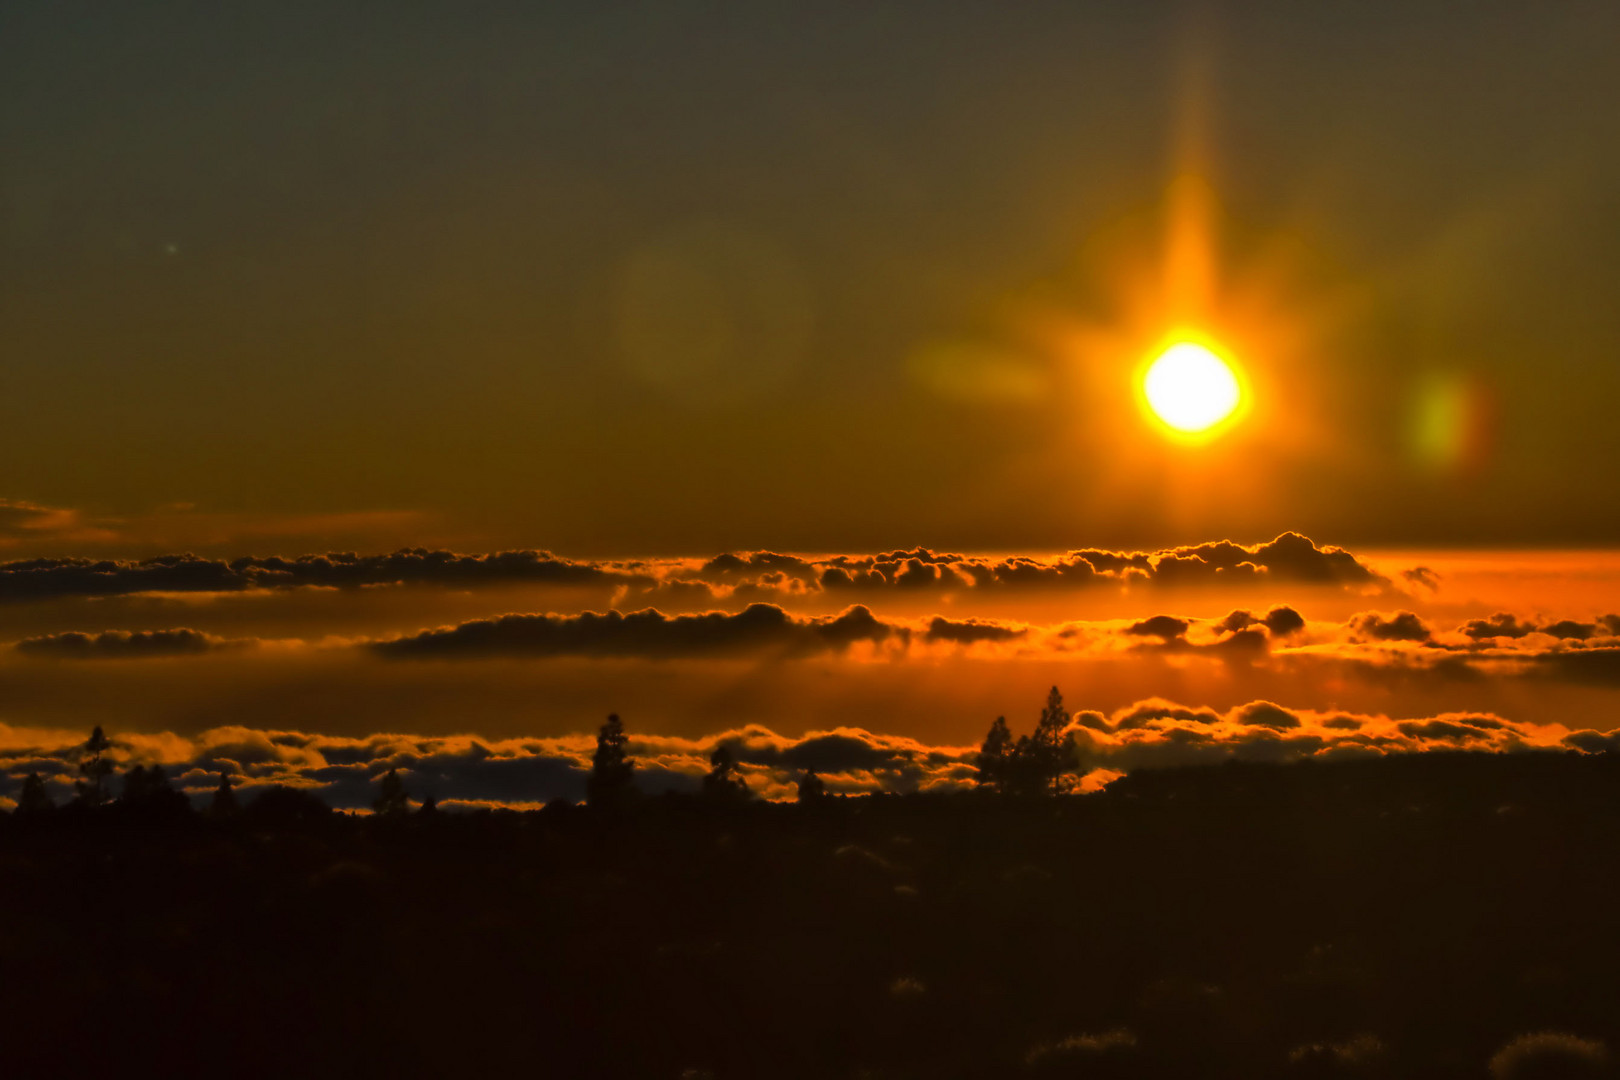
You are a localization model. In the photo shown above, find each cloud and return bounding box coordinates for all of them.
[1461,612,1540,640]
[0,533,1396,606]
[1349,611,1433,642]
[371,603,903,659]
[1220,605,1306,637]
[14,628,239,659]
[0,548,651,603]
[1125,615,1190,642]
[923,617,1026,645]
[1461,612,1620,640]
[0,696,1573,811]
[0,499,118,547]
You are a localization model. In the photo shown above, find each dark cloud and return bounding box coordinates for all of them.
[1396,719,1500,742]
[923,617,1026,645]
[1402,566,1440,591]
[15,627,235,659]
[698,551,819,583]
[1462,612,1614,641]
[1350,611,1433,642]
[1230,701,1304,730]
[0,533,1392,604]
[372,603,902,659]
[1158,532,1383,587]
[1461,612,1539,640]
[1218,605,1306,638]
[1125,615,1190,643]
[0,548,650,602]
[1110,700,1223,731]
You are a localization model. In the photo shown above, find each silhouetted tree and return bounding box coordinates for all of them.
[976,716,1013,793]
[373,767,411,816]
[797,770,827,804]
[15,772,52,815]
[702,745,749,802]
[982,690,1080,796]
[418,794,439,816]
[75,725,113,807]
[586,713,635,807]
[1028,686,1078,795]
[209,773,239,819]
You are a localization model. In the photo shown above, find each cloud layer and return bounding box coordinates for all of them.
[0,696,1593,812]
[0,533,1388,604]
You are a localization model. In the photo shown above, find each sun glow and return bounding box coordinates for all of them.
[1142,342,1243,435]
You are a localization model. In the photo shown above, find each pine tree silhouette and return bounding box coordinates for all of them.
[1029,686,1077,795]
[586,713,635,807]
[75,725,113,808]
[976,716,1013,793]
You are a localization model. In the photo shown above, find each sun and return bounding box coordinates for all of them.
[1141,342,1243,435]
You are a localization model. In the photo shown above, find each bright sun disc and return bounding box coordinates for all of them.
[1143,343,1242,433]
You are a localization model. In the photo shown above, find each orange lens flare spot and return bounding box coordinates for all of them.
[1142,342,1242,435]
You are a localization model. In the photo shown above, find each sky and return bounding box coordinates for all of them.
[2,2,1619,808]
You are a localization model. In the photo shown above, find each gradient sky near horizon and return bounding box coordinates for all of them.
[5,1,1620,556]
[4,3,1620,809]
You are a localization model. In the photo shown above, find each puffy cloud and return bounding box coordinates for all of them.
[1125,615,1190,642]
[1461,612,1620,641]
[0,534,1399,605]
[1230,701,1304,730]
[1349,611,1433,642]
[0,695,1579,811]
[372,603,903,659]
[1461,612,1540,640]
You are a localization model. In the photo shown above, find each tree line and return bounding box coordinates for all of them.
[6,687,1082,818]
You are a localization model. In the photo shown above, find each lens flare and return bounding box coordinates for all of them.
[1142,342,1242,434]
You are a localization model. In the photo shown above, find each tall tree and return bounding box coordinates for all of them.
[976,716,1013,793]
[1029,686,1078,795]
[586,713,635,807]
[75,725,113,808]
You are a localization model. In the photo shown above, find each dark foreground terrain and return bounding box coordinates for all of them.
[5,752,1620,1079]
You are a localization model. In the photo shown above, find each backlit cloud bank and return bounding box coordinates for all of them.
[0,698,1591,812]
[0,533,1387,604]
